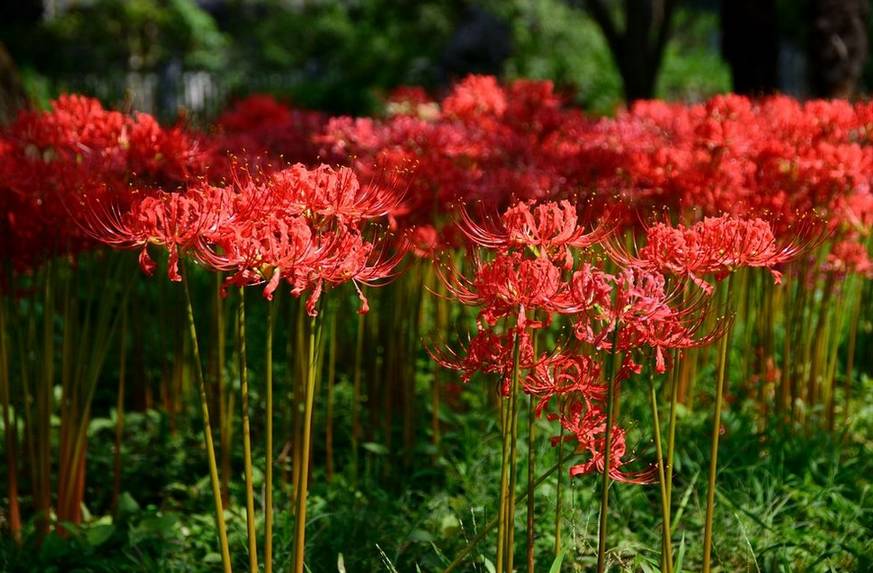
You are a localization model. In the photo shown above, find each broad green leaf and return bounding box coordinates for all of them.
[85,524,114,547]
[204,553,222,563]
[549,548,567,573]
[117,492,140,516]
[363,442,389,455]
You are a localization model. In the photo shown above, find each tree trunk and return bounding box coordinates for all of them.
[809,0,870,97]
[576,0,676,104]
[721,0,780,95]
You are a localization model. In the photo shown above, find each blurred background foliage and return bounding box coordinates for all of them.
[3,0,847,120]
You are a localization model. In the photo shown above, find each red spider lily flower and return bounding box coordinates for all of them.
[85,189,220,281]
[188,165,402,311]
[280,164,398,225]
[300,228,403,315]
[607,268,679,338]
[561,266,671,348]
[611,216,808,293]
[197,212,319,300]
[555,262,614,316]
[558,398,655,484]
[641,309,732,373]
[441,251,568,328]
[428,328,536,396]
[459,200,613,267]
[524,352,604,416]
[561,266,722,374]
[822,238,873,278]
[442,75,508,120]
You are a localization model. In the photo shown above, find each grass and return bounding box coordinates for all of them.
[1,367,871,572]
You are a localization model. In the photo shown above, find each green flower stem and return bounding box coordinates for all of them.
[181,267,232,573]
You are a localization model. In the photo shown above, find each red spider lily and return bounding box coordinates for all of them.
[197,212,320,300]
[557,398,655,484]
[428,328,536,395]
[610,216,809,293]
[211,94,326,173]
[270,164,396,225]
[0,95,205,269]
[638,309,732,373]
[301,227,403,315]
[440,251,568,328]
[524,352,604,416]
[560,266,725,373]
[563,267,676,349]
[823,237,873,278]
[80,159,403,313]
[555,262,615,316]
[83,188,222,281]
[442,75,508,120]
[459,200,613,267]
[187,165,402,312]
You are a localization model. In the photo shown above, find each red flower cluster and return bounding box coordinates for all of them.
[211,94,326,177]
[90,163,401,314]
[612,215,807,293]
[433,199,731,482]
[316,77,869,279]
[0,76,863,504]
[0,95,205,269]
[319,75,574,231]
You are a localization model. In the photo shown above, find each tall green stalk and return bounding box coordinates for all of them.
[596,324,622,573]
[663,350,681,554]
[526,395,536,573]
[293,309,323,573]
[215,273,231,507]
[265,299,276,573]
[111,304,127,513]
[506,354,521,573]
[496,332,521,573]
[325,307,337,481]
[496,395,510,573]
[649,376,672,573]
[291,301,306,505]
[843,284,862,426]
[554,397,564,558]
[237,287,259,573]
[702,279,734,573]
[35,264,54,537]
[351,312,365,482]
[181,267,232,573]
[433,278,448,461]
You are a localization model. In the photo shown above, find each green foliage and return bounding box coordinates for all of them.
[656,10,731,102]
[498,0,623,115]
[2,363,870,571]
[5,0,739,116]
[30,0,227,74]
[218,0,464,113]
[501,1,732,114]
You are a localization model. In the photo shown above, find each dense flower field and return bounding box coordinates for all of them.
[0,76,871,572]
